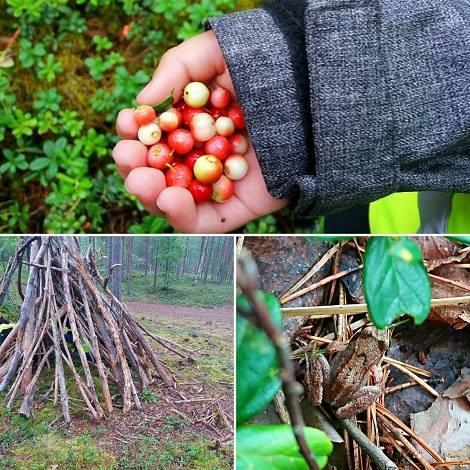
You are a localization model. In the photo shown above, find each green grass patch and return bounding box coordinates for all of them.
[119,435,230,470]
[0,399,114,469]
[10,432,116,470]
[123,272,233,308]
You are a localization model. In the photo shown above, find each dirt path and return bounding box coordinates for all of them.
[125,300,233,323]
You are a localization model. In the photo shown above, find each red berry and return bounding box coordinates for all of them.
[188,179,213,203]
[147,143,173,170]
[183,107,204,126]
[159,108,182,133]
[194,155,223,184]
[174,99,186,111]
[210,87,231,109]
[165,163,192,188]
[184,149,205,170]
[215,116,235,137]
[229,134,249,155]
[168,129,194,154]
[134,105,156,126]
[228,105,246,130]
[212,175,235,203]
[204,135,231,161]
[206,105,228,120]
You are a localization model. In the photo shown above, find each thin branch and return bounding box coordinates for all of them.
[237,251,319,470]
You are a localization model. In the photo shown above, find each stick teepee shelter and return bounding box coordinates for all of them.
[0,236,172,423]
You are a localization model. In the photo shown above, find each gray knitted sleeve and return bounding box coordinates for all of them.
[206,0,470,216]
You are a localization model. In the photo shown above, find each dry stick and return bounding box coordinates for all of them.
[280,244,340,302]
[281,295,470,317]
[280,265,363,305]
[377,414,435,470]
[78,278,113,414]
[61,251,104,419]
[328,244,343,305]
[77,262,134,412]
[429,273,470,292]
[376,404,447,466]
[237,254,319,470]
[19,347,53,417]
[432,462,470,468]
[387,360,439,398]
[48,271,71,423]
[338,418,397,470]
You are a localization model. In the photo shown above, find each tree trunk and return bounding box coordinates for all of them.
[194,237,207,284]
[152,239,159,289]
[127,238,133,296]
[109,237,122,301]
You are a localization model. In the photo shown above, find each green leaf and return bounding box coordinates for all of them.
[237,425,333,470]
[447,236,470,246]
[364,237,431,329]
[30,157,50,171]
[236,293,282,424]
[154,92,174,112]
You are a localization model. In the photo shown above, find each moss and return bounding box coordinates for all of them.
[10,432,116,470]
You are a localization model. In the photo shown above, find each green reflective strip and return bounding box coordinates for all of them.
[448,193,470,233]
[369,193,420,234]
[0,323,16,332]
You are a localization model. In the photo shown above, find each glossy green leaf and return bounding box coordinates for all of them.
[236,292,282,424]
[237,425,333,470]
[154,92,174,112]
[364,237,431,329]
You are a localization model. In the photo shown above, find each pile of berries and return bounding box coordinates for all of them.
[134,82,249,204]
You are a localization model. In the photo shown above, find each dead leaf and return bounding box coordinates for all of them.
[429,266,470,329]
[411,368,470,463]
[444,367,470,403]
[413,236,469,271]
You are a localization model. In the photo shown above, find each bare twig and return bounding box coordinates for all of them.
[237,250,319,470]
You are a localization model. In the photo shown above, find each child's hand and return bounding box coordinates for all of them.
[113,31,287,233]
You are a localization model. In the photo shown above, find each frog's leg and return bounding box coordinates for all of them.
[305,354,330,406]
[335,385,384,419]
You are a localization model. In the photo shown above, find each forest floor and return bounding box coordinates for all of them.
[0,301,234,469]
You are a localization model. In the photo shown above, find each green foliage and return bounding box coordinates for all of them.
[1,0,259,233]
[236,292,282,424]
[237,425,333,470]
[364,236,431,329]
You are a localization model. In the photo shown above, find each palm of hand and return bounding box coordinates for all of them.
[112,31,286,233]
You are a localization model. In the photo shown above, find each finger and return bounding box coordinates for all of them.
[116,109,138,139]
[137,31,226,106]
[125,167,166,216]
[156,187,198,232]
[112,140,148,178]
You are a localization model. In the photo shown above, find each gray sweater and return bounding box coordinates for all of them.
[207,0,470,218]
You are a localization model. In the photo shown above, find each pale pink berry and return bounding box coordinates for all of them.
[224,154,248,180]
[190,113,216,142]
[229,134,248,155]
[215,116,235,137]
[138,122,162,145]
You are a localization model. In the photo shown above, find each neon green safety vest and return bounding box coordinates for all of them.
[370,193,470,234]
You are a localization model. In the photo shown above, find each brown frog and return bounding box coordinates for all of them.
[305,327,390,418]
